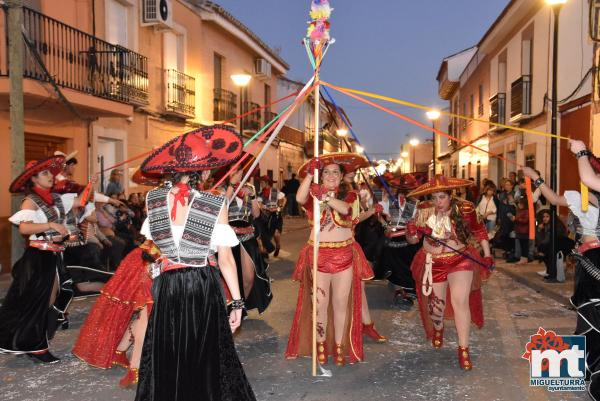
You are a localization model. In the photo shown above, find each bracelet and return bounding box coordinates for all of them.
[533,177,544,188]
[575,149,593,159]
[230,298,245,310]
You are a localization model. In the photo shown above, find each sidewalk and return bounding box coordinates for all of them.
[495,259,574,307]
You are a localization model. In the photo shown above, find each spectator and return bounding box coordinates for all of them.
[95,201,127,270]
[477,183,497,232]
[497,179,517,261]
[105,169,124,196]
[286,173,300,217]
[508,171,517,185]
[512,197,530,264]
[535,210,574,279]
[466,177,479,203]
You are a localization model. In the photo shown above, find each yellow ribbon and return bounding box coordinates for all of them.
[581,182,589,212]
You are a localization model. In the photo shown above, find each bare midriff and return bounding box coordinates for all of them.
[423,239,465,256]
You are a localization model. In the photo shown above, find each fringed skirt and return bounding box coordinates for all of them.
[135,264,256,401]
[411,247,491,340]
[73,248,153,368]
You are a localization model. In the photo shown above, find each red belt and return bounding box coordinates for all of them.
[577,240,600,254]
[29,240,65,252]
[160,255,217,273]
[385,229,406,238]
[232,226,255,235]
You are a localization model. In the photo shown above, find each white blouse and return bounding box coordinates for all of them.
[8,193,77,240]
[564,191,599,237]
[140,218,239,252]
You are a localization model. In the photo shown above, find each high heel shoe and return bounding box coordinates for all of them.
[458,346,473,370]
[334,343,345,366]
[119,368,139,388]
[112,350,130,369]
[432,327,444,349]
[317,341,327,364]
[362,323,387,343]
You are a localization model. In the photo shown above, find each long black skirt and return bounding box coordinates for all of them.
[571,247,600,400]
[232,237,272,314]
[135,265,256,401]
[0,248,58,353]
[378,239,419,289]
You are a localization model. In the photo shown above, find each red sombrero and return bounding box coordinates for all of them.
[372,172,395,188]
[132,167,162,187]
[298,152,369,178]
[141,125,242,174]
[408,174,473,198]
[213,151,259,183]
[10,156,65,193]
[259,175,276,184]
[389,173,419,192]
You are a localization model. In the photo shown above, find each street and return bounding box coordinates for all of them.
[0,221,588,401]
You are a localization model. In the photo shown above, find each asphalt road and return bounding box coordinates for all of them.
[0,224,590,401]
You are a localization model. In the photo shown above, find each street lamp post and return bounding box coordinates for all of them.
[546,0,566,280]
[426,110,441,177]
[336,129,348,152]
[231,74,252,135]
[409,138,420,172]
[400,151,409,174]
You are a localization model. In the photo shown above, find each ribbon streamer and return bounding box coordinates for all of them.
[581,182,589,212]
[525,177,535,240]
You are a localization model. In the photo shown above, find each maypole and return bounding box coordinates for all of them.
[306,0,333,377]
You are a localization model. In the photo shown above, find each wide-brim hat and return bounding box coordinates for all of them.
[141,125,242,174]
[408,174,473,198]
[372,172,395,188]
[389,173,419,192]
[132,167,162,187]
[298,152,369,178]
[213,151,259,183]
[9,155,65,193]
[259,175,276,184]
[54,150,78,163]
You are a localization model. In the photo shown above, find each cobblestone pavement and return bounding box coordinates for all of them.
[0,224,590,401]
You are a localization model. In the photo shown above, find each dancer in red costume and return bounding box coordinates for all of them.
[406,175,493,370]
[72,168,161,388]
[286,154,373,366]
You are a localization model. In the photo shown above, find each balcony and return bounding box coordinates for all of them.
[279,125,304,146]
[510,75,531,121]
[213,88,237,121]
[165,69,195,118]
[242,101,261,131]
[0,7,149,107]
[489,93,507,132]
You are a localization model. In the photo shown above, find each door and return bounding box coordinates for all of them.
[97,137,123,193]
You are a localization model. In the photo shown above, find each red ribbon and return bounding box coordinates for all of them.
[32,186,54,206]
[525,177,535,240]
[171,183,190,221]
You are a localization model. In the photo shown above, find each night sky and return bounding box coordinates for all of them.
[215,1,509,158]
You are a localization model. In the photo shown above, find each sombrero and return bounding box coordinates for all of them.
[298,152,369,178]
[54,150,78,163]
[9,155,65,193]
[213,151,259,183]
[132,167,162,187]
[389,173,419,192]
[371,172,395,188]
[259,175,276,184]
[141,125,242,174]
[408,174,473,198]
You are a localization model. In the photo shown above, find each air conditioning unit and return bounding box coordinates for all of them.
[142,0,173,29]
[255,58,272,80]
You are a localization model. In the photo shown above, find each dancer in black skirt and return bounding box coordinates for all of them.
[0,155,81,363]
[136,125,255,401]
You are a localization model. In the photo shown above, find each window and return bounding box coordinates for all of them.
[214,53,223,89]
[470,94,474,118]
[163,31,184,72]
[478,84,484,116]
[498,50,507,93]
[525,154,535,169]
[105,0,134,48]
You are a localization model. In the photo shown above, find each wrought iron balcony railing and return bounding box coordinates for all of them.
[3,7,150,105]
[510,75,531,119]
[165,69,195,118]
[213,88,237,121]
[242,101,261,131]
[489,93,506,128]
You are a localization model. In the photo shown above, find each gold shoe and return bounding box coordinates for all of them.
[334,343,345,366]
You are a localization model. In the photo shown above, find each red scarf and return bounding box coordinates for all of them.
[171,183,190,221]
[32,186,54,206]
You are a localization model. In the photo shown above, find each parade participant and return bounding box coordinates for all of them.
[215,159,272,315]
[72,168,161,388]
[286,155,373,366]
[377,173,420,309]
[406,175,493,370]
[258,175,286,257]
[136,126,255,401]
[0,155,83,363]
[342,167,387,342]
[523,163,600,399]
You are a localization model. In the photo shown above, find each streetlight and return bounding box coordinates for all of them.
[426,110,441,176]
[409,138,419,172]
[546,0,566,281]
[231,74,252,135]
[336,129,348,151]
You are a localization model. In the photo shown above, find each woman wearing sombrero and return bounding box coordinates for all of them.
[406,174,493,370]
[73,168,161,388]
[286,153,374,366]
[135,126,255,401]
[214,154,272,315]
[0,155,84,363]
[376,173,421,309]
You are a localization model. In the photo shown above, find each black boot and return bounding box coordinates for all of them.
[28,351,60,364]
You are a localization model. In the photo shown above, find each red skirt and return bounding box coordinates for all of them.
[286,240,371,364]
[72,248,153,368]
[410,246,491,340]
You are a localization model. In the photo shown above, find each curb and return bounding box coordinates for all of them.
[495,265,571,307]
